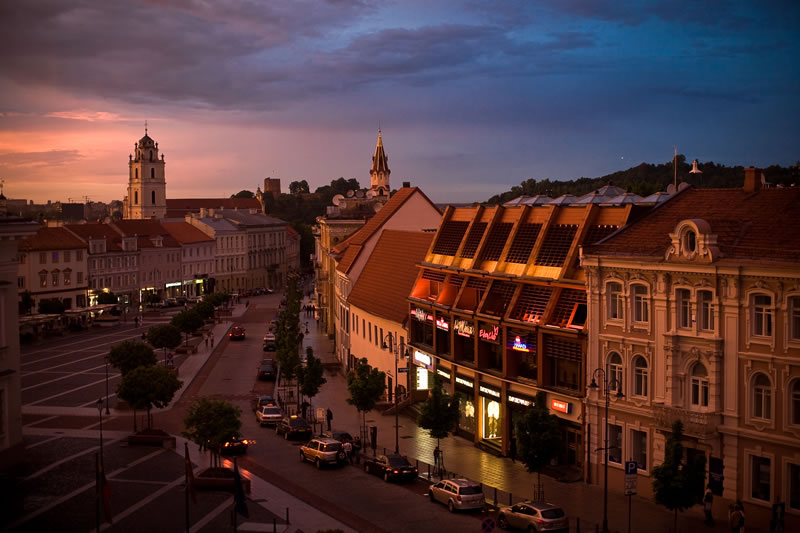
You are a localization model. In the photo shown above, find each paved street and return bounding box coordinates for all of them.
[7,291,769,533]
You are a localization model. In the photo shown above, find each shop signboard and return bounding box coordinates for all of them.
[507,392,536,407]
[478,383,501,400]
[510,335,531,352]
[436,367,451,380]
[413,350,433,370]
[455,375,474,391]
[411,307,433,322]
[478,324,500,344]
[550,398,572,414]
[454,318,474,337]
[435,316,450,331]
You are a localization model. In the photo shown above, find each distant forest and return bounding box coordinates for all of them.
[486,156,800,205]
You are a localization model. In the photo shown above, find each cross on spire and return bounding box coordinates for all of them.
[144,120,148,135]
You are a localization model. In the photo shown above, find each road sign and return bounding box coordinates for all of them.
[398,367,408,373]
[481,517,496,533]
[624,461,638,495]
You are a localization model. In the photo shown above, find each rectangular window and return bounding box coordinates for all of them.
[64,271,71,286]
[752,294,773,337]
[362,319,366,338]
[77,250,83,261]
[64,251,71,262]
[699,290,714,331]
[789,463,800,511]
[751,455,771,502]
[790,296,800,341]
[380,328,384,348]
[375,325,378,346]
[608,424,623,464]
[51,271,59,286]
[77,272,84,283]
[691,376,709,407]
[677,289,691,328]
[40,252,47,264]
[607,283,623,320]
[17,277,25,289]
[631,429,647,471]
[51,252,58,263]
[632,285,649,323]
[368,323,372,343]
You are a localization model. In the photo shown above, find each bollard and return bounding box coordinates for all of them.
[273,518,277,533]
[427,463,431,480]
[286,507,289,524]
[494,487,497,506]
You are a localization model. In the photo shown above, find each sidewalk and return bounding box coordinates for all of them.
[299,304,758,533]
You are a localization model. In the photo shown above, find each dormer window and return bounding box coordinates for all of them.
[684,230,696,253]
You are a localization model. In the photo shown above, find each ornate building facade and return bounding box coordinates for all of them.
[123,127,167,220]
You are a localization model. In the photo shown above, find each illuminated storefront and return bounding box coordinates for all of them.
[413,349,433,391]
[454,374,475,440]
[478,382,502,444]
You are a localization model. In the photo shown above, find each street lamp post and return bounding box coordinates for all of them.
[382,333,407,454]
[104,357,110,415]
[589,368,624,533]
[96,398,104,461]
[95,398,103,533]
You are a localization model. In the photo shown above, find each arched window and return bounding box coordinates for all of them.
[791,380,800,426]
[632,285,649,323]
[135,168,138,180]
[607,282,623,320]
[151,190,156,204]
[134,191,138,205]
[751,293,773,337]
[607,352,622,389]
[150,168,155,179]
[690,363,709,407]
[752,373,772,420]
[633,355,648,397]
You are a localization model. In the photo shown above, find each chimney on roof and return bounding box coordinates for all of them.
[402,181,410,188]
[199,208,207,217]
[743,167,764,193]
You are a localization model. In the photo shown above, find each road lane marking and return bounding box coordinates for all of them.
[22,330,146,358]
[25,437,124,481]
[24,434,62,449]
[22,350,110,373]
[190,496,235,533]
[27,375,120,406]
[22,363,120,392]
[99,475,187,532]
[24,415,60,428]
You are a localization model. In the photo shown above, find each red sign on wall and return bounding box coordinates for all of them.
[550,399,571,414]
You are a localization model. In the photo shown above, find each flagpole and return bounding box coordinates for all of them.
[95,452,101,533]
[233,458,238,533]
[184,443,190,533]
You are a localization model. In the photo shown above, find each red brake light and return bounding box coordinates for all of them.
[457,495,462,502]
[242,440,248,444]
[393,470,399,474]
[414,468,418,473]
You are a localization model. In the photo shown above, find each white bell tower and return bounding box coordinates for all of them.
[124,123,167,219]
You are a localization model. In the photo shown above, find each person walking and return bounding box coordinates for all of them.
[326,408,333,431]
[730,503,744,533]
[509,435,517,463]
[703,485,714,526]
[353,436,362,464]
[204,333,209,349]
[210,332,214,347]
[342,440,352,464]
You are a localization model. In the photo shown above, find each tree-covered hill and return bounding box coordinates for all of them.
[486,156,799,205]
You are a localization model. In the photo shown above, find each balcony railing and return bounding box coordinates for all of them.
[652,404,720,439]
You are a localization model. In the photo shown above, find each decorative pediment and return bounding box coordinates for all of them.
[665,219,719,263]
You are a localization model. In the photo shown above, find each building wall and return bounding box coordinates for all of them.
[349,304,409,398]
[18,246,88,309]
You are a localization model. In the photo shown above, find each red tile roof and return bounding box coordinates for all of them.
[19,226,87,251]
[65,223,124,251]
[161,222,215,244]
[348,230,434,324]
[586,187,800,263]
[111,220,181,248]
[166,198,261,217]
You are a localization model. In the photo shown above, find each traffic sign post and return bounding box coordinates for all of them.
[624,461,637,533]
[481,517,495,533]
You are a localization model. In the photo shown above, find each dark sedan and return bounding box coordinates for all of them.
[219,435,254,455]
[363,454,418,482]
[229,326,246,340]
[275,416,312,440]
[257,360,276,381]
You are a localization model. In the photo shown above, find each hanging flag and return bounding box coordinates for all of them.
[184,442,197,504]
[232,459,249,518]
[98,457,113,524]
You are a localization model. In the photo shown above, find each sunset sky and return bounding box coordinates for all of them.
[1,1,797,204]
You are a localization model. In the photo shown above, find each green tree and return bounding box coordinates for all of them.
[346,357,386,444]
[418,375,460,469]
[298,346,327,405]
[146,324,182,365]
[275,277,303,383]
[652,420,707,533]
[194,300,215,320]
[171,309,204,346]
[117,365,182,430]
[38,298,65,315]
[182,397,242,467]
[108,340,157,376]
[96,292,118,305]
[203,292,228,307]
[516,391,562,500]
[289,180,310,194]
[231,190,254,198]
[19,290,34,314]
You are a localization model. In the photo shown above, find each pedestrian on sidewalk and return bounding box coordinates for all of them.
[353,436,362,464]
[134,316,139,328]
[703,485,714,526]
[343,440,353,464]
[326,408,333,431]
[729,502,744,533]
[204,333,209,349]
[210,332,214,347]
[509,435,517,463]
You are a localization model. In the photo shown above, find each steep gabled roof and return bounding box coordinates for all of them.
[19,226,87,251]
[348,230,433,324]
[586,186,800,263]
[332,187,439,256]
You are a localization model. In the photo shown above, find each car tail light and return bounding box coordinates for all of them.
[414,468,418,473]
[242,440,249,444]
[393,470,399,474]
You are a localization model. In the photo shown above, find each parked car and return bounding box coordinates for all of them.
[257,359,276,381]
[497,501,568,532]
[219,435,254,455]
[252,394,275,411]
[363,454,418,482]
[275,415,312,440]
[256,405,283,426]
[175,296,187,306]
[263,333,276,352]
[428,478,485,512]
[299,437,347,469]
[229,326,246,340]
[164,297,179,307]
[321,430,353,444]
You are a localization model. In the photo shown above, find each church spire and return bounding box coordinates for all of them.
[370,129,390,193]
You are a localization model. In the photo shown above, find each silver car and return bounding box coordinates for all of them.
[428,478,485,512]
[497,501,568,532]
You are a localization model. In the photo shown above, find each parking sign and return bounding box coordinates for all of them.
[624,461,637,495]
